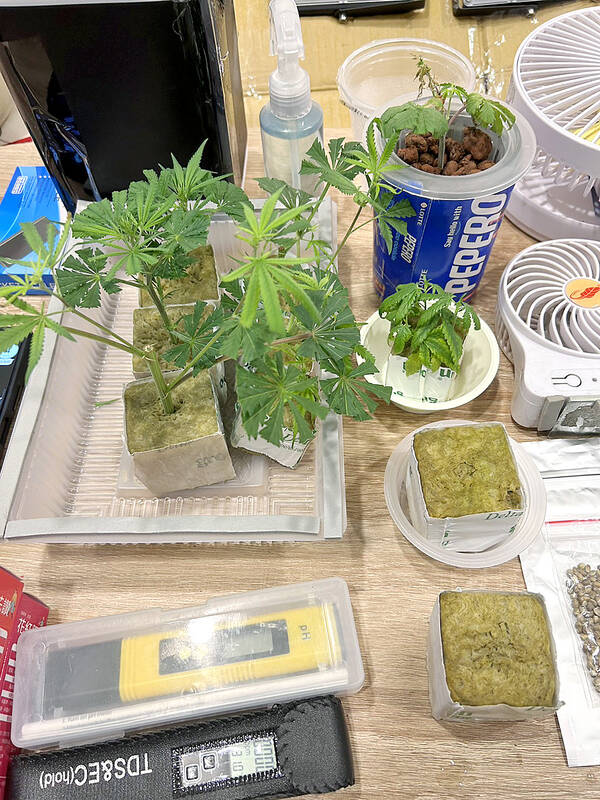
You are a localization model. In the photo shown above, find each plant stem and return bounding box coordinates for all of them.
[165,328,223,394]
[68,307,134,350]
[147,351,175,415]
[325,205,363,271]
[144,276,177,344]
[62,326,141,356]
[271,331,311,347]
[437,135,446,171]
[305,185,330,227]
[448,101,467,129]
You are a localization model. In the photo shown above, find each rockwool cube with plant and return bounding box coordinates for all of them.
[0,132,427,494]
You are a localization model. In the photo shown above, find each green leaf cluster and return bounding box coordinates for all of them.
[464,93,516,136]
[0,136,405,447]
[380,103,449,140]
[378,57,516,157]
[379,281,480,375]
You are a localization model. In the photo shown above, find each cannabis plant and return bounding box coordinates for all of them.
[378,57,516,170]
[379,281,480,376]
[0,131,416,447]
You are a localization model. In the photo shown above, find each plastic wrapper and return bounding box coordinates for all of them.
[520,437,600,766]
[406,421,525,552]
[428,590,560,721]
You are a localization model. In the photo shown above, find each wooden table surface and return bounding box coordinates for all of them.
[0,135,597,800]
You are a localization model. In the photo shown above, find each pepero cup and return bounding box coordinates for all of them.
[371,97,536,301]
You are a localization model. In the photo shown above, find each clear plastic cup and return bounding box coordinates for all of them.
[371,96,537,301]
[337,39,477,141]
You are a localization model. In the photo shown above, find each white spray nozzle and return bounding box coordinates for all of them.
[268,0,311,120]
[270,0,305,61]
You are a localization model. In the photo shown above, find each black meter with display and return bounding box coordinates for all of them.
[7,696,354,800]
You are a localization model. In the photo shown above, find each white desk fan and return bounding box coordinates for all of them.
[497,239,600,434]
[506,7,600,240]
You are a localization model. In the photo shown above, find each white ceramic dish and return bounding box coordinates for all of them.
[359,311,500,413]
[384,420,547,569]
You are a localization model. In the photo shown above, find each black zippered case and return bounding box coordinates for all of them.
[7,696,354,800]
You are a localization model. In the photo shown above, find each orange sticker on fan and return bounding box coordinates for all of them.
[565,278,600,308]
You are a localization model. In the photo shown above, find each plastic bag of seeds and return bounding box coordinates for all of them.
[519,437,600,767]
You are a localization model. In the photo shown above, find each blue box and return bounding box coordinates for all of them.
[0,167,65,293]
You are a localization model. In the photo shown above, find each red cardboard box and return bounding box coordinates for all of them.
[0,577,48,799]
[0,570,23,683]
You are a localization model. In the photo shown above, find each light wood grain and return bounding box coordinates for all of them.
[0,135,597,799]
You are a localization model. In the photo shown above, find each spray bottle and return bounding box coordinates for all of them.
[260,0,323,195]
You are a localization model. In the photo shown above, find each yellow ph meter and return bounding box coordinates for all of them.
[14,578,364,751]
[118,605,341,702]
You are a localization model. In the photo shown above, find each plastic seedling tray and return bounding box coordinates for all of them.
[0,202,347,543]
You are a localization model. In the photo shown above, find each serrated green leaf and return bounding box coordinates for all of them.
[465,94,515,136]
[12,297,41,315]
[380,102,449,140]
[300,137,359,195]
[235,357,325,445]
[405,352,422,376]
[418,295,452,325]
[424,334,453,368]
[44,317,76,341]
[204,180,250,223]
[239,268,261,329]
[56,249,118,308]
[294,289,360,363]
[379,283,421,321]
[441,317,463,368]
[320,359,392,420]
[19,222,46,256]
[257,263,285,335]
[0,316,38,352]
[26,321,44,382]
[219,316,269,362]
[378,220,393,254]
[389,321,411,354]
[256,177,312,211]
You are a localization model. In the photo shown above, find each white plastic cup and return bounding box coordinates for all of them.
[337,39,477,141]
[372,96,537,301]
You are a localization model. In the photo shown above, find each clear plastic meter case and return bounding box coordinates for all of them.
[12,578,363,750]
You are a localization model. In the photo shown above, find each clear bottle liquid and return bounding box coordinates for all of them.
[261,0,323,196]
[260,100,323,195]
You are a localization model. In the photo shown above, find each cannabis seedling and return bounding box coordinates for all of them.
[379,281,480,376]
[378,57,516,170]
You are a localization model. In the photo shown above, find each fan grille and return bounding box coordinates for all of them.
[518,8,600,152]
[532,148,600,197]
[504,240,600,354]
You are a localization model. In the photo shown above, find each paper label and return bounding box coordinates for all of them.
[385,354,456,403]
[230,409,309,469]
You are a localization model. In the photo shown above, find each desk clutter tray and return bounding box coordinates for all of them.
[0,204,347,544]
